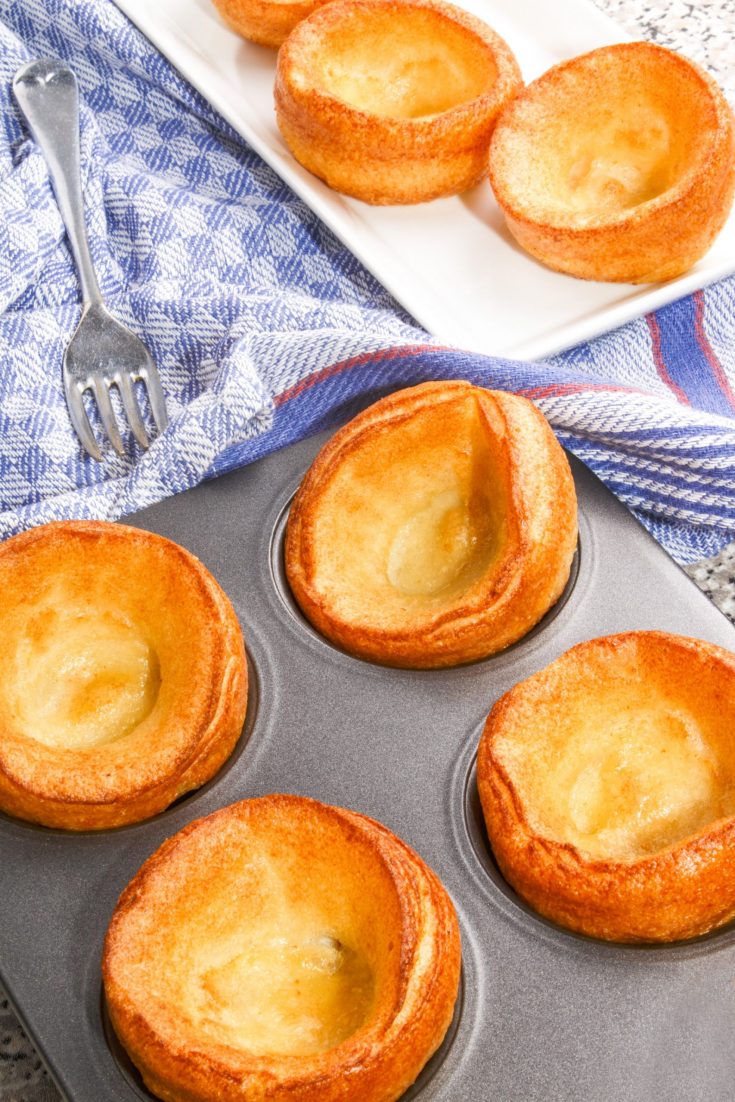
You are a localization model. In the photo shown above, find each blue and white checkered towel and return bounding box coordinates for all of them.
[2,0,735,565]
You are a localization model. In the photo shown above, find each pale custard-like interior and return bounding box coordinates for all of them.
[508,674,735,861]
[313,12,497,119]
[386,487,482,596]
[309,395,510,628]
[158,823,402,1058]
[200,928,374,1056]
[561,108,674,219]
[503,58,705,225]
[4,601,159,750]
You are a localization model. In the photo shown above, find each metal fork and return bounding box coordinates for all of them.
[13,58,168,461]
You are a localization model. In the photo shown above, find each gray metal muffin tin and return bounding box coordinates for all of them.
[2,416,735,1102]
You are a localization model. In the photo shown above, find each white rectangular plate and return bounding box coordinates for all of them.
[114,0,735,360]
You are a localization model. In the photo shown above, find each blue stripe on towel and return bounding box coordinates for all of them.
[653,295,735,417]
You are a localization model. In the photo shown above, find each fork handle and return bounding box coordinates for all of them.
[13,58,103,307]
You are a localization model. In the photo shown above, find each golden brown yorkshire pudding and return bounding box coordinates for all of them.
[478,632,735,943]
[211,0,328,48]
[275,0,523,204]
[103,794,461,1102]
[285,381,577,669]
[0,521,247,830]
[488,43,735,282]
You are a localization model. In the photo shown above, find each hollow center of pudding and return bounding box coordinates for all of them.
[387,488,479,596]
[563,112,673,215]
[201,930,374,1056]
[499,52,709,226]
[306,394,511,627]
[513,664,735,861]
[561,705,723,857]
[314,11,497,118]
[8,606,159,749]
[165,820,401,1060]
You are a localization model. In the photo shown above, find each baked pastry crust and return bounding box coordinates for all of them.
[285,381,577,668]
[478,631,735,942]
[488,42,735,283]
[275,0,522,204]
[103,793,461,1102]
[211,0,328,48]
[0,521,247,830]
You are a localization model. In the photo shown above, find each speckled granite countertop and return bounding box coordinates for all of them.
[2,1,735,1100]
[603,0,735,101]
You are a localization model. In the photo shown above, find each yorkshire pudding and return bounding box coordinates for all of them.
[478,632,735,942]
[211,0,328,48]
[103,794,461,1102]
[275,0,523,204]
[285,382,577,668]
[488,42,735,282]
[0,521,247,830]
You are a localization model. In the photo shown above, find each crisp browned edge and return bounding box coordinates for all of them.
[0,520,248,830]
[284,380,577,668]
[274,0,523,204]
[211,0,330,48]
[477,631,735,942]
[102,794,462,1102]
[488,41,735,283]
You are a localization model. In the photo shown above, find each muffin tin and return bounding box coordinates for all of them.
[2,420,735,1102]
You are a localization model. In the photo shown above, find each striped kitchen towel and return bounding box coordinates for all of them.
[1,0,734,565]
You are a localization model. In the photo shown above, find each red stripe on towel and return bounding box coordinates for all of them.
[274,345,443,406]
[645,313,691,405]
[522,381,647,401]
[693,290,735,411]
